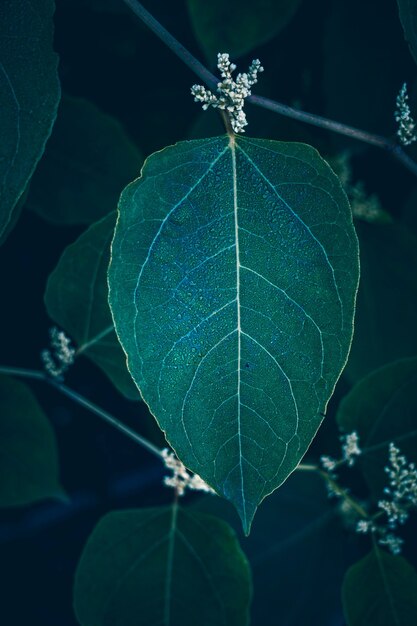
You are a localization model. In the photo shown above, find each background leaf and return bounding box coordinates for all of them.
[344,221,417,383]
[337,357,417,499]
[108,136,359,532]
[342,546,417,626]
[187,0,302,60]
[195,471,355,626]
[26,95,143,225]
[397,0,417,66]
[0,374,64,507]
[45,212,139,400]
[73,505,251,626]
[0,0,61,243]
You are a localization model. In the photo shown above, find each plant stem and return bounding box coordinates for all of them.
[0,365,163,459]
[121,0,417,177]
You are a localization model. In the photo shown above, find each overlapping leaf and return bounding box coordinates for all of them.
[397,0,417,66]
[108,135,359,532]
[45,213,139,400]
[0,375,65,506]
[0,0,60,243]
[73,506,251,626]
[187,0,302,60]
[27,95,142,225]
[342,547,417,626]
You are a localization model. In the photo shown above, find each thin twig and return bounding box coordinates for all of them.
[121,0,417,177]
[0,365,163,459]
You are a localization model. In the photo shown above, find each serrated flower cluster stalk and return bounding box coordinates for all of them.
[191,53,264,133]
[41,327,75,379]
[395,83,417,146]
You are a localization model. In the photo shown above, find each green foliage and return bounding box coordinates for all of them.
[108,135,359,532]
[73,505,252,626]
[397,0,417,66]
[45,212,139,400]
[26,95,142,225]
[0,375,65,507]
[337,357,417,499]
[342,546,417,625]
[0,0,60,244]
[344,221,417,382]
[187,0,302,60]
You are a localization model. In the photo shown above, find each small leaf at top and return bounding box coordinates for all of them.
[337,357,417,499]
[187,0,302,60]
[45,213,139,400]
[108,135,359,533]
[0,0,61,244]
[397,0,417,66]
[73,506,252,626]
[342,546,417,626]
[26,95,143,225]
[0,374,65,507]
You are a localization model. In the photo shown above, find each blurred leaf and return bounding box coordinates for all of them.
[27,95,142,225]
[342,546,417,626]
[73,505,251,626]
[0,0,61,244]
[108,136,359,533]
[0,374,65,507]
[337,357,417,498]
[45,213,139,400]
[397,0,417,66]
[187,0,302,60]
[323,0,411,144]
[195,471,354,626]
[344,221,417,382]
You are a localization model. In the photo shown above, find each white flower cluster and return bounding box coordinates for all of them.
[341,431,361,467]
[355,444,417,555]
[41,327,75,379]
[191,53,264,133]
[394,83,417,146]
[162,449,216,497]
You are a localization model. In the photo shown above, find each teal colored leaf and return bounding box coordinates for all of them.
[337,357,417,498]
[397,0,417,65]
[342,547,417,626]
[344,221,417,382]
[27,95,142,225]
[45,213,139,400]
[73,506,252,626]
[0,0,60,243]
[0,375,65,507]
[108,136,359,533]
[187,0,302,60]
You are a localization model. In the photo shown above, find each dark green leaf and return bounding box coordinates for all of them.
[344,221,417,382]
[45,213,139,400]
[342,546,417,626]
[337,357,417,498]
[108,135,359,532]
[195,471,353,626]
[0,374,64,507]
[73,506,251,626]
[187,0,302,60]
[397,0,417,66]
[0,0,60,243]
[27,95,142,225]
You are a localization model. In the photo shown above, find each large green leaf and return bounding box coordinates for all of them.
[108,135,359,532]
[337,357,417,498]
[344,221,417,382]
[342,547,417,626]
[0,375,64,507]
[27,95,143,225]
[397,0,417,66]
[73,506,251,626]
[45,213,139,400]
[0,0,60,243]
[187,0,302,60]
